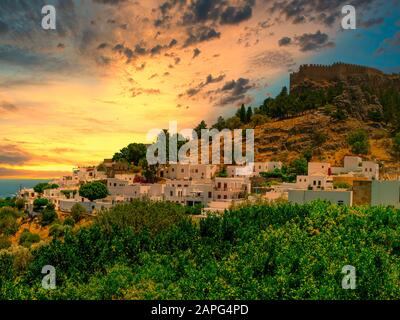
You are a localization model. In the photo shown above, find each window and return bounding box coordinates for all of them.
[224,195,227,199]
[218,195,221,199]
[208,192,212,198]
[170,191,173,196]
[338,200,344,205]
[313,181,316,186]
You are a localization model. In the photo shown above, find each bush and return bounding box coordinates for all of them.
[333,182,351,189]
[63,217,75,227]
[185,204,203,215]
[95,199,187,235]
[14,199,25,211]
[0,207,20,236]
[0,235,11,249]
[71,203,87,222]
[347,129,370,155]
[33,198,50,212]
[19,230,40,248]
[79,182,109,202]
[33,183,59,194]
[40,205,57,226]
[49,224,65,238]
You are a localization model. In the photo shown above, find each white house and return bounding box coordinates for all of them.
[214,177,251,201]
[164,180,213,206]
[114,174,138,185]
[296,175,333,190]
[227,161,282,177]
[331,156,379,180]
[371,180,400,208]
[308,162,331,176]
[160,164,218,180]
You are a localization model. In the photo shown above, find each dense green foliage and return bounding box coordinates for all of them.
[33,198,50,212]
[79,181,109,202]
[19,229,41,248]
[112,143,147,166]
[347,129,370,155]
[0,207,21,236]
[1,200,400,300]
[40,204,57,227]
[71,203,87,223]
[260,157,307,183]
[0,197,17,208]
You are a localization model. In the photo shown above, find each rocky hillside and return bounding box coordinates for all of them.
[253,109,399,175]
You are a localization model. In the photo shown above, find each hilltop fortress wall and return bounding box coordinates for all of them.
[290,62,384,89]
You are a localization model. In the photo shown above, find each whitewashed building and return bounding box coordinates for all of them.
[288,189,353,206]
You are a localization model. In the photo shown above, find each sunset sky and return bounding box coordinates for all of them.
[0,0,399,178]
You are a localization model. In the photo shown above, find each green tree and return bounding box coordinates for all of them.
[347,129,370,155]
[40,203,57,226]
[193,120,207,138]
[236,104,247,123]
[212,116,226,131]
[71,203,87,222]
[33,198,50,212]
[79,182,109,202]
[19,229,40,247]
[138,158,158,183]
[33,183,59,194]
[246,107,253,123]
[249,114,269,127]
[14,198,25,211]
[225,116,242,130]
[112,143,147,166]
[0,207,19,236]
[392,133,400,160]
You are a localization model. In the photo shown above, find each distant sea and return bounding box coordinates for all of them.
[0,179,49,199]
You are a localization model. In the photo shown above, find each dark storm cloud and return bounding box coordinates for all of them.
[213,77,254,106]
[97,43,108,49]
[220,4,253,25]
[278,37,292,46]
[181,0,255,25]
[192,48,201,58]
[181,73,226,98]
[155,0,255,35]
[270,0,379,27]
[294,31,335,52]
[150,44,163,55]
[184,26,221,47]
